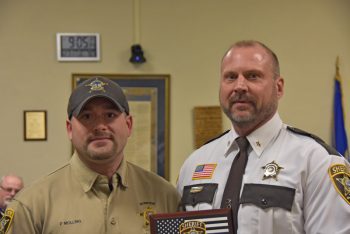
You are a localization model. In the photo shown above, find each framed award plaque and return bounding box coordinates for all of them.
[24,110,47,141]
[150,208,233,234]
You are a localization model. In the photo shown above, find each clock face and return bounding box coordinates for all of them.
[57,33,100,61]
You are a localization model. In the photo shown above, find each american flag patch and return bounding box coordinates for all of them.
[150,208,233,234]
[192,164,217,180]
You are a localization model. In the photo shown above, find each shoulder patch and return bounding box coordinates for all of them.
[328,164,350,205]
[203,130,230,145]
[287,126,341,156]
[0,208,14,233]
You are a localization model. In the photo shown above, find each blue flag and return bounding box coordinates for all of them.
[333,57,349,160]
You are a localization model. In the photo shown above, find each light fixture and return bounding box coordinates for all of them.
[129,44,146,64]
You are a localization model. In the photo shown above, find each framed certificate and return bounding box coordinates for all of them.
[72,74,170,180]
[24,110,47,141]
[56,33,100,61]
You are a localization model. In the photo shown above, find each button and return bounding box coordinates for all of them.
[261,198,268,206]
[192,197,196,205]
[225,199,232,208]
[110,217,116,225]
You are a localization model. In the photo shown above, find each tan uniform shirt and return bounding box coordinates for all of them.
[6,153,179,234]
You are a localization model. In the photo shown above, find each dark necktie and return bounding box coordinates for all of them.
[220,136,250,233]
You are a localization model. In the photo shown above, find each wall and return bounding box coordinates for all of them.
[1,0,349,185]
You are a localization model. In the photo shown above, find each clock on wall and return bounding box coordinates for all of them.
[56,33,100,61]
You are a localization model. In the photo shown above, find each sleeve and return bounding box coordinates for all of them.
[303,150,350,234]
[176,164,186,196]
[165,185,181,212]
[4,199,38,234]
[176,150,198,196]
[176,158,195,199]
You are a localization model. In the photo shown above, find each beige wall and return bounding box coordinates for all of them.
[1,0,350,186]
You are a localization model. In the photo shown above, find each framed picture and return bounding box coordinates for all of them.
[24,110,47,141]
[72,74,170,180]
[56,33,100,61]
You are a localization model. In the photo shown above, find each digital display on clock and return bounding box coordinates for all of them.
[57,33,100,61]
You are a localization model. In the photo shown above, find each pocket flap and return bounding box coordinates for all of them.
[181,183,218,206]
[240,183,295,211]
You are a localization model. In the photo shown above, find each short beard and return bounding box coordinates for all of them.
[222,93,257,125]
[221,93,278,129]
[87,147,116,161]
[222,104,257,128]
[82,132,116,160]
[84,140,118,161]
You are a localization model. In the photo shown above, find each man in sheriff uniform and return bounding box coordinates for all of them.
[177,40,350,234]
[2,77,179,234]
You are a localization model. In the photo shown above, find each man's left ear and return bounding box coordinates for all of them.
[276,77,284,98]
[126,115,133,135]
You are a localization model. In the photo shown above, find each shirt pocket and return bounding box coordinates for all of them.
[240,183,295,211]
[239,183,296,234]
[181,183,218,210]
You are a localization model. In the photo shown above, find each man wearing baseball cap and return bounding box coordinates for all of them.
[3,77,180,234]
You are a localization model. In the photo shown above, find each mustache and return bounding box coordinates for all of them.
[229,93,254,103]
[87,132,113,141]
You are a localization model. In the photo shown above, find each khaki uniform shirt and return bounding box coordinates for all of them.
[5,153,180,234]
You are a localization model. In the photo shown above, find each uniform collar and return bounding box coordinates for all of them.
[224,130,238,157]
[115,157,128,188]
[70,153,99,193]
[70,152,127,193]
[247,113,283,157]
[224,113,283,157]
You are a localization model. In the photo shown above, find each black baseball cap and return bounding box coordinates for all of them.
[67,77,129,119]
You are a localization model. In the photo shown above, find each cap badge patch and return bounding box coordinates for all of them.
[328,164,350,205]
[85,78,108,93]
[0,208,14,234]
[262,160,283,180]
[192,164,217,180]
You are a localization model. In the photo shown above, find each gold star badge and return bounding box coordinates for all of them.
[262,160,284,180]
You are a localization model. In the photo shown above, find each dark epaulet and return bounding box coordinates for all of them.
[203,130,230,145]
[287,126,341,156]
